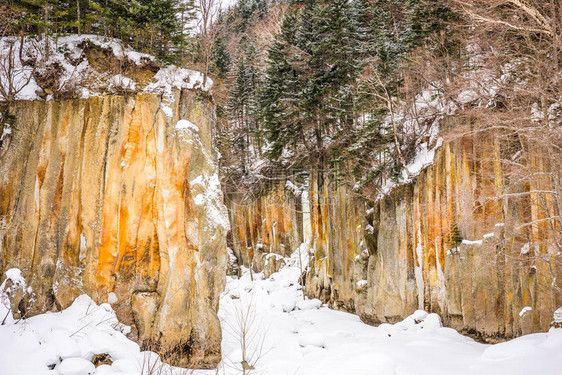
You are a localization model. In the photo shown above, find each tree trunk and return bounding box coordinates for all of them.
[77,0,81,35]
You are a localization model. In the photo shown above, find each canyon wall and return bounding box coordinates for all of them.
[0,90,228,367]
[226,182,308,276]
[227,130,562,342]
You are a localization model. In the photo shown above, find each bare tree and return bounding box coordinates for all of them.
[0,4,35,105]
[447,0,562,247]
[369,67,412,179]
[0,6,36,144]
[452,0,561,93]
[0,39,36,104]
[224,293,267,375]
[198,0,223,86]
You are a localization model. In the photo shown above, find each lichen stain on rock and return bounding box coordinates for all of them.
[0,90,228,368]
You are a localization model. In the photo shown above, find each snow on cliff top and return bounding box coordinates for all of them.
[0,34,212,102]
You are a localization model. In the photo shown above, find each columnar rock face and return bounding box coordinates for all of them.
[226,131,562,342]
[0,90,228,367]
[226,183,305,272]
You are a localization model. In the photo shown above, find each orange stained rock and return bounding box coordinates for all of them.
[0,92,227,368]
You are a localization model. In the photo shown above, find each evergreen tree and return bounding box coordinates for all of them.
[295,0,316,54]
[260,0,366,162]
[301,0,361,158]
[349,0,373,60]
[260,13,304,160]
[256,0,268,19]
[176,0,199,61]
[12,0,63,35]
[178,0,198,30]
[367,0,418,89]
[407,0,457,51]
[211,37,232,78]
[8,0,191,61]
[228,38,262,166]
[244,42,260,137]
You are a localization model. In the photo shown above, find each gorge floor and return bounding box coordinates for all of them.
[1,247,562,375]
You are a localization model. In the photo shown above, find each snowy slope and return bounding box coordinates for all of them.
[0,35,212,103]
[213,250,562,375]
[1,248,562,375]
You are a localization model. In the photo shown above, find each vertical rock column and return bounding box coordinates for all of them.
[0,91,228,368]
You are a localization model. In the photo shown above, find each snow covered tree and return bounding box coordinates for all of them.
[6,0,190,61]
[295,0,316,54]
[349,0,373,59]
[299,0,362,162]
[211,36,232,78]
[260,12,305,160]
[228,39,262,167]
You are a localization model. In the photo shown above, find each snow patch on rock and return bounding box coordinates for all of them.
[176,119,199,133]
[190,172,230,232]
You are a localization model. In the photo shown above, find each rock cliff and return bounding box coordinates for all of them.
[226,129,562,342]
[0,89,228,367]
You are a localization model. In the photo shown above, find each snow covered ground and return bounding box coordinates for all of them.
[0,34,212,103]
[2,248,562,375]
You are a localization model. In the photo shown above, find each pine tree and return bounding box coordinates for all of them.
[295,0,316,54]
[228,38,262,167]
[368,0,415,87]
[211,37,232,78]
[349,0,373,60]
[407,0,457,51]
[176,0,198,62]
[256,0,268,19]
[280,11,298,46]
[244,42,260,140]
[12,0,61,35]
[300,0,362,160]
[260,13,304,160]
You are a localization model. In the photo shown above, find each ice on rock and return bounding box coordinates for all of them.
[519,306,532,317]
[420,313,442,333]
[462,239,483,245]
[356,279,368,289]
[175,119,199,133]
[110,74,136,90]
[396,316,417,331]
[4,268,26,287]
[458,90,479,104]
[107,292,118,304]
[377,310,442,335]
[0,268,28,324]
[553,306,562,324]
